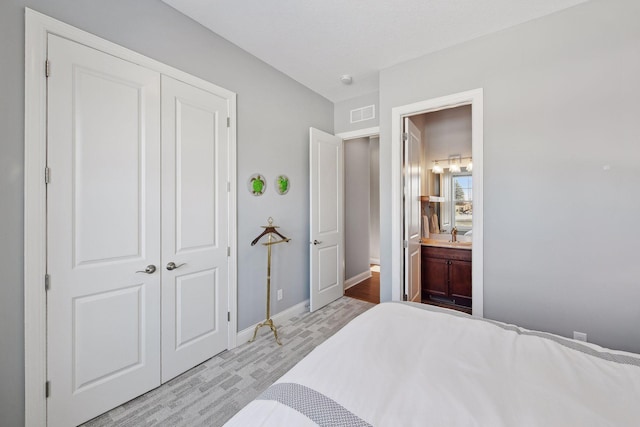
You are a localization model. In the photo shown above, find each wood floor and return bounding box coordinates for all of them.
[344,269,471,314]
[344,270,380,304]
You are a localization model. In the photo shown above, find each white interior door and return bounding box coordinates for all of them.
[161,75,230,382]
[404,118,422,302]
[309,127,344,312]
[46,34,161,427]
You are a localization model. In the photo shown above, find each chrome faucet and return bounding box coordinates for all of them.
[451,227,458,242]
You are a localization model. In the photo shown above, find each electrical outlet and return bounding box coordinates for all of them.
[277,289,283,301]
[573,331,587,342]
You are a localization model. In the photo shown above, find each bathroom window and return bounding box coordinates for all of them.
[452,173,472,231]
[440,170,472,233]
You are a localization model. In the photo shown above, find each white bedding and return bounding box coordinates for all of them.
[224,302,640,426]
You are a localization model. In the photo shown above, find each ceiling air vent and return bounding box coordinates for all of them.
[350,105,375,124]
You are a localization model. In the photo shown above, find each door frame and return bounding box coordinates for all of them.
[336,126,380,141]
[390,89,484,316]
[336,126,380,286]
[24,9,238,426]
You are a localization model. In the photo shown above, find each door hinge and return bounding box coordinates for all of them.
[227,246,231,257]
[44,167,51,184]
[45,60,50,78]
[226,117,230,128]
[227,311,231,322]
[403,240,408,248]
[227,181,230,192]
[402,132,408,141]
[45,381,50,398]
[45,274,50,291]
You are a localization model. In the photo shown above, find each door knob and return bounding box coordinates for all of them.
[136,265,156,274]
[312,240,322,245]
[166,262,186,271]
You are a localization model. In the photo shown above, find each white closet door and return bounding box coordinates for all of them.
[161,75,230,382]
[46,34,161,427]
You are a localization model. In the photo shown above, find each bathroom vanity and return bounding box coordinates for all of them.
[421,240,472,313]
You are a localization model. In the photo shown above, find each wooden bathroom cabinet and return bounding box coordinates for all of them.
[421,246,472,308]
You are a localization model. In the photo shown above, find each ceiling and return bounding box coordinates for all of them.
[162,0,589,103]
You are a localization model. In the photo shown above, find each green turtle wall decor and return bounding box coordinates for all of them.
[275,175,289,195]
[248,173,266,196]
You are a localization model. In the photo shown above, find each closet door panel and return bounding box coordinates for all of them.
[175,101,217,251]
[46,34,161,427]
[161,75,230,382]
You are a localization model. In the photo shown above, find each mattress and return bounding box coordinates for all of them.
[224,302,640,426]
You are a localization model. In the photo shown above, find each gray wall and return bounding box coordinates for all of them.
[417,106,472,201]
[379,0,640,353]
[344,137,371,281]
[334,91,379,134]
[369,137,381,264]
[422,105,472,166]
[0,1,332,425]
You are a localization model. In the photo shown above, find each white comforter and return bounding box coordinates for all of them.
[224,302,640,426]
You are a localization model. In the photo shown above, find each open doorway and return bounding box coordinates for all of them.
[406,106,473,313]
[391,89,484,317]
[339,130,380,305]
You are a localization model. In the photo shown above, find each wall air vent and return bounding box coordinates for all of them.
[350,104,375,124]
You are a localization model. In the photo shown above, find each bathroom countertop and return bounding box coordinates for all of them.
[421,238,472,250]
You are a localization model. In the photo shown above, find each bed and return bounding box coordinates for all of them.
[224,302,640,426]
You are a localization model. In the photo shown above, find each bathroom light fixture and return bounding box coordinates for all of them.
[430,156,473,173]
[432,161,443,174]
[448,155,461,173]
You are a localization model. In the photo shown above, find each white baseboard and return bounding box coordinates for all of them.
[344,270,372,290]
[236,299,310,345]
[369,258,380,265]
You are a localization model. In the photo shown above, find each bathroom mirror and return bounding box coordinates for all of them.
[425,168,472,236]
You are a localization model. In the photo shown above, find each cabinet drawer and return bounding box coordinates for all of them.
[421,246,471,262]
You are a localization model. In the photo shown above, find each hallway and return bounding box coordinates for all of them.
[345,268,379,304]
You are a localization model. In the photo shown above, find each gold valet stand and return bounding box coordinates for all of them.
[249,217,290,345]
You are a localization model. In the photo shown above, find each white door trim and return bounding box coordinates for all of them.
[390,89,484,316]
[336,126,380,140]
[24,9,237,426]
